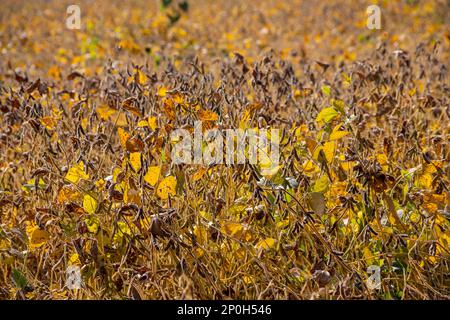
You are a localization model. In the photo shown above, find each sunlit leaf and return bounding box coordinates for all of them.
[26,223,50,249]
[83,194,98,215]
[129,152,142,172]
[65,161,89,184]
[144,166,161,186]
[156,176,177,199]
[256,238,276,250]
[312,175,329,193]
[316,107,339,126]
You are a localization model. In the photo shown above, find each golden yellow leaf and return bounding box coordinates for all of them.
[136,69,147,85]
[256,238,277,250]
[418,171,433,189]
[137,119,149,127]
[193,225,208,245]
[83,194,98,215]
[156,176,177,199]
[144,166,160,186]
[129,152,142,172]
[115,112,128,127]
[40,116,57,130]
[65,161,89,184]
[303,160,318,173]
[84,214,99,234]
[47,65,61,79]
[118,128,130,149]
[198,109,219,121]
[322,141,336,163]
[173,93,184,104]
[113,221,133,244]
[57,185,80,204]
[377,153,389,171]
[96,104,116,121]
[148,116,158,130]
[221,221,244,237]
[69,253,80,266]
[21,177,46,192]
[157,86,168,97]
[316,107,339,126]
[341,161,356,171]
[312,175,329,193]
[192,167,207,182]
[26,224,50,249]
[124,187,141,205]
[329,130,349,141]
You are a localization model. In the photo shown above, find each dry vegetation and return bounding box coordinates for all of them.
[0,0,449,300]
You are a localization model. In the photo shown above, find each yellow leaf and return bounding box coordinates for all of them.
[69,253,80,266]
[191,247,204,258]
[115,113,128,127]
[221,221,244,237]
[316,107,339,126]
[65,161,89,184]
[57,185,80,204]
[276,219,290,229]
[113,221,133,244]
[363,246,375,265]
[129,152,142,172]
[294,88,313,99]
[173,93,184,104]
[329,130,349,141]
[144,166,160,186]
[239,109,251,129]
[423,163,436,174]
[192,167,207,182]
[26,224,50,249]
[303,160,318,173]
[156,176,177,199]
[81,117,88,131]
[47,65,61,79]
[420,174,433,189]
[112,167,123,183]
[84,214,99,234]
[40,116,57,130]
[377,153,389,171]
[261,164,282,177]
[341,161,356,172]
[312,175,329,193]
[83,194,98,215]
[21,177,46,192]
[193,225,208,245]
[96,104,116,121]
[157,86,168,97]
[148,116,158,130]
[323,141,336,163]
[259,147,282,177]
[256,238,277,250]
[95,178,105,190]
[198,109,219,121]
[137,119,149,127]
[136,69,147,85]
[118,128,130,149]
